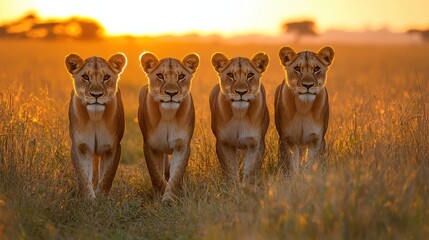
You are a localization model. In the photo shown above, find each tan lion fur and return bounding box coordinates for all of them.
[210,52,270,183]
[138,52,199,203]
[65,53,127,199]
[275,46,334,172]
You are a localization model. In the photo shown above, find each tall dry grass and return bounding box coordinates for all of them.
[0,39,428,239]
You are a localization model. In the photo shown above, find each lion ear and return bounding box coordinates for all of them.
[318,46,335,66]
[251,52,269,73]
[108,53,127,74]
[139,52,159,73]
[182,53,200,73]
[65,53,84,74]
[211,52,229,73]
[279,46,296,67]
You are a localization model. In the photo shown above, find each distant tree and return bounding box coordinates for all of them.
[75,20,104,40]
[282,20,317,42]
[3,13,38,36]
[20,13,38,22]
[0,26,7,37]
[407,29,429,42]
[26,22,56,39]
[0,13,104,40]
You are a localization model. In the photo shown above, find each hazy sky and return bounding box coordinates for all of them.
[0,0,428,36]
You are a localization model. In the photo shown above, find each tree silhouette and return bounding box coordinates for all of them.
[62,18,104,40]
[0,13,104,40]
[0,27,7,37]
[407,29,429,42]
[76,20,104,40]
[282,20,317,43]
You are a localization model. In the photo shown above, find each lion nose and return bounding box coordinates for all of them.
[235,89,248,96]
[302,83,314,89]
[90,92,103,98]
[165,90,179,97]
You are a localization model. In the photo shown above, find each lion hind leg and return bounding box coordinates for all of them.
[92,156,100,187]
[279,139,291,174]
[163,154,170,181]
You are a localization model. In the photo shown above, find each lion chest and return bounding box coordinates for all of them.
[147,121,189,153]
[73,121,115,155]
[218,118,260,147]
[284,113,323,145]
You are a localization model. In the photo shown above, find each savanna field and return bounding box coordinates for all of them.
[0,38,428,239]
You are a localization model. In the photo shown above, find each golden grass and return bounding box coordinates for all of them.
[0,38,428,239]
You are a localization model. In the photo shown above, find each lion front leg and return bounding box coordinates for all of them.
[96,144,121,196]
[279,139,300,174]
[216,140,239,182]
[162,144,190,203]
[306,138,325,170]
[242,139,264,184]
[144,145,167,196]
[71,145,96,199]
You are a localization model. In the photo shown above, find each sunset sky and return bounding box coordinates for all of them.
[0,0,428,36]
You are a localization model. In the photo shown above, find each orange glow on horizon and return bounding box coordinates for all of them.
[0,0,429,37]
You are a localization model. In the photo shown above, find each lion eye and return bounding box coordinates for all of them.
[178,74,186,81]
[103,75,111,82]
[247,73,254,79]
[293,66,301,73]
[227,73,234,79]
[314,66,321,73]
[156,73,164,80]
[82,74,90,81]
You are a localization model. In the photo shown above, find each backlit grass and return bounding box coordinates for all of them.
[0,39,428,239]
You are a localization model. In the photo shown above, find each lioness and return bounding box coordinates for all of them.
[138,52,199,203]
[275,46,335,172]
[210,52,269,183]
[65,53,127,199]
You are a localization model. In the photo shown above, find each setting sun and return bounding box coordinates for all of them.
[1,0,429,36]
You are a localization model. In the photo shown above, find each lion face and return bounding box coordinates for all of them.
[140,52,199,109]
[279,46,334,101]
[212,52,269,109]
[65,53,127,112]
